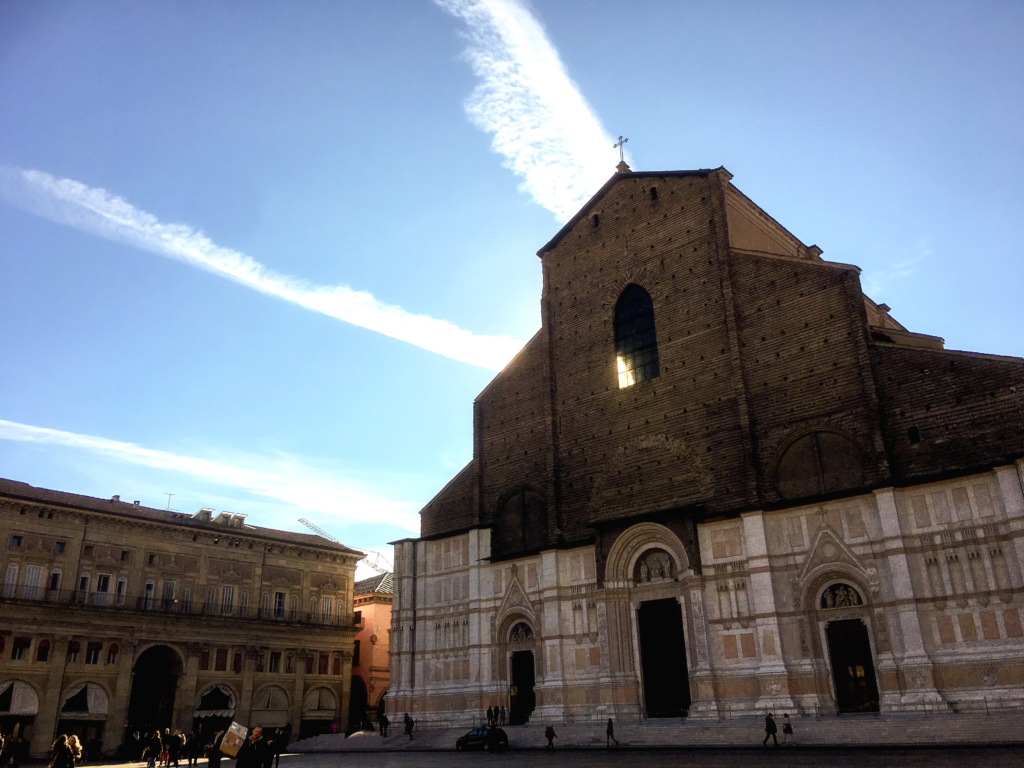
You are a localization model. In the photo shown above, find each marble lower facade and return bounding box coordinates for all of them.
[388,461,1024,723]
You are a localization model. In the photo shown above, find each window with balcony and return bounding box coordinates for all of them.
[143,580,154,609]
[274,591,285,618]
[77,574,90,603]
[49,570,62,593]
[11,638,30,661]
[67,641,80,663]
[239,592,249,616]
[95,573,111,607]
[21,564,42,600]
[270,652,281,673]
[107,643,119,664]
[1,563,16,598]
[161,580,176,610]
[116,578,128,606]
[221,586,235,615]
[260,593,270,618]
[322,597,333,623]
[85,642,102,665]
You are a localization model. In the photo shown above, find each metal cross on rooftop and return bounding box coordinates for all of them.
[614,135,629,162]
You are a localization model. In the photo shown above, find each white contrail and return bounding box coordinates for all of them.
[0,167,524,372]
[436,0,621,221]
[0,419,421,531]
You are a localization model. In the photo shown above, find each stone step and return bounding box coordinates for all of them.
[291,710,1024,751]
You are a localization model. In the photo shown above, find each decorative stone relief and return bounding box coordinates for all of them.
[982,667,998,687]
[509,623,533,643]
[820,583,863,609]
[766,678,782,696]
[689,589,708,663]
[910,670,929,688]
[635,549,675,585]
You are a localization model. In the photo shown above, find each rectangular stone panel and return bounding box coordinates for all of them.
[973,484,994,517]
[936,614,955,644]
[740,633,756,658]
[712,528,743,560]
[911,496,930,529]
[930,492,950,524]
[723,634,738,659]
[981,612,1000,640]
[952,488,972,521]
[958,613,978,642]
[1004,609,1024,638]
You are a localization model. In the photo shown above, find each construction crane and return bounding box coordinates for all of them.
[298,518,340,543]
[360,550,393,574]
[298,518,393,573]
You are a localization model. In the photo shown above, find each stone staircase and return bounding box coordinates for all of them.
[292,709,1024,752]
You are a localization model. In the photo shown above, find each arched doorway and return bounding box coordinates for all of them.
[127,646,183,735]
[300,687,337,738]
[347,677,367,733]
[637,598,689,717]
[0,680,39,739]
[507,622,536,725]
[58,682,109,744]
[819,583,879,713]
[192,684,236,737]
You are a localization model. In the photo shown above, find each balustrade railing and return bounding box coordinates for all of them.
[0,587,351,626]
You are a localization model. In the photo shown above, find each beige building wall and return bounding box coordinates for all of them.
[389,460,1024,722]
[0,481,360,758]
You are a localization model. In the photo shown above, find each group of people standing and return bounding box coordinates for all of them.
[484,705,505,727]
[0,733,29,768]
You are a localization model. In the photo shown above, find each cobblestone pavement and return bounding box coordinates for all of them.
[83,748,1022,768]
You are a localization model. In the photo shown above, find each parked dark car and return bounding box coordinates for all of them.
[455,727,508,751]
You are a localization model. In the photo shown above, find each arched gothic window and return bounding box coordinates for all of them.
[614,284,659,388]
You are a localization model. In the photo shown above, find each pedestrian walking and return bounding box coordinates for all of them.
[403,713,414,741]
[762,711,778,747]
[486,706,493,726]
[205,731,224,768]
[499,707,505,726]
[544,725,557,751]
[606,718,619,747]
[146,732,161,768]
[781,713,793,745]
[234,726,267,768]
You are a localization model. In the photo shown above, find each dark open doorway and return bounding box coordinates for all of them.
[347,676,368,733]
[637,598,690,717]
[127,645,182,735]
[508,651,535,725]
[826,619,880,713]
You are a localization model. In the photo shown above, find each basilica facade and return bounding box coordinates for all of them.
[388,165,1024,723]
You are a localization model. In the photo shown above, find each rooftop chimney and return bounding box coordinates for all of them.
[111,495,120,503]
[133,501,141,506]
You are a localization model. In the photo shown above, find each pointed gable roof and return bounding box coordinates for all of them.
[536,167,718,258]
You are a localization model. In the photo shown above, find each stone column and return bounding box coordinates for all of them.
[172,643,202,733]
[873,488,944,710]
[32,636,70,758]
[338,651,353,728]
[290,650,307,735]
[237,646,259,725]
[103,638,137,756]
[683,580,717,718]
[742,512,797,713]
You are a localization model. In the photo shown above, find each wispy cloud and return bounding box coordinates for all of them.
[436,0,621,221]
[0,418,421,531]
[861,236,931,298]
[0,167,524,371]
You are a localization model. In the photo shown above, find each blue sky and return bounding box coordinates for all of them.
[1,0,1022,574]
